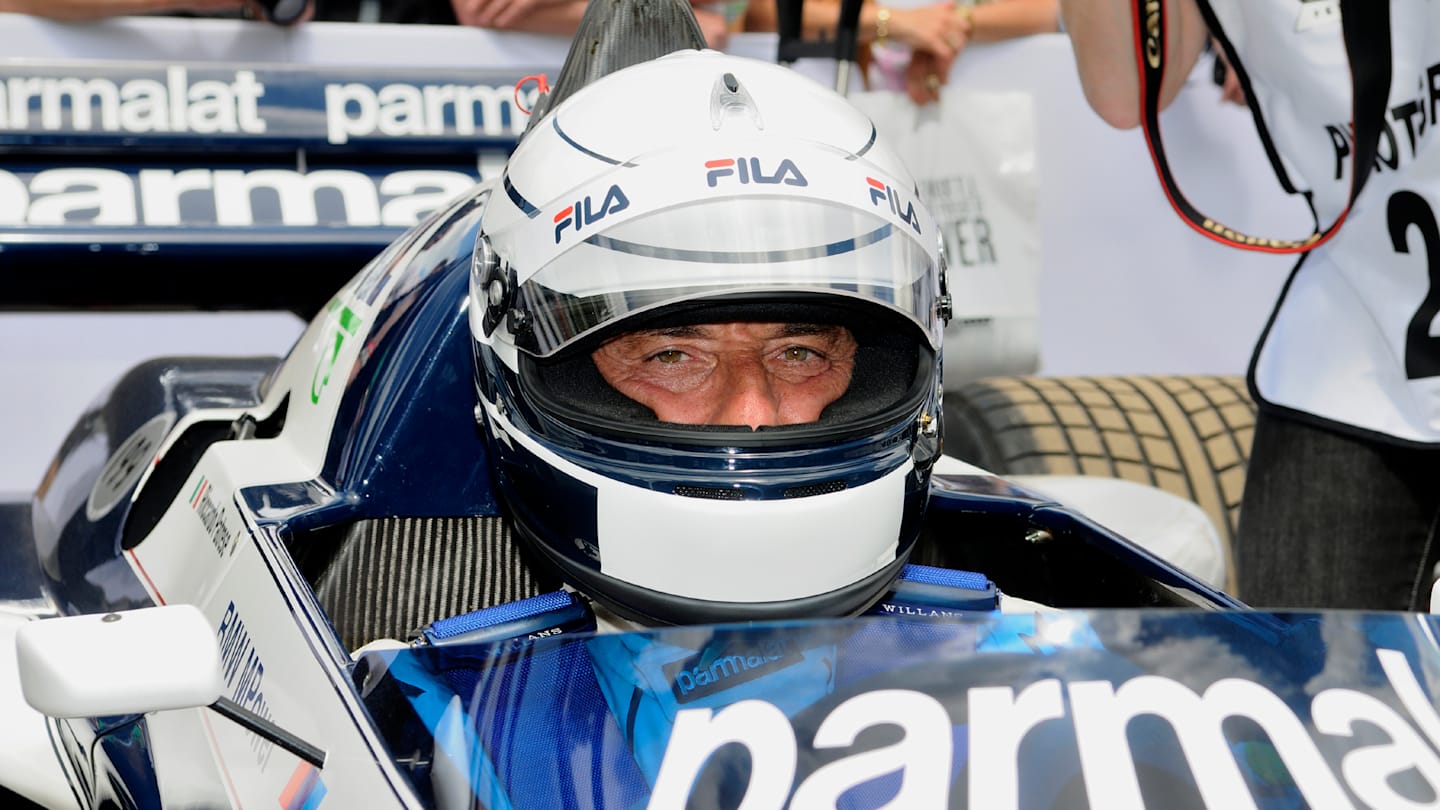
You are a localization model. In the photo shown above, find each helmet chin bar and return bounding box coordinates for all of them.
[516,517,914,626]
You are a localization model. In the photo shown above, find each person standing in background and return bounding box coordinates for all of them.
[311,0,594,36]
[743,0,1058,104]
[900,0,1059,103]
[0,0,641,40]
[309,0,734,44]
[1059,1,1440,611]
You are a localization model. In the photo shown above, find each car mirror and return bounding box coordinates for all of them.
[15,604,224,718]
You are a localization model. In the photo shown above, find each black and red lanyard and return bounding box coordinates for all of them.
[1132,0,1392,253]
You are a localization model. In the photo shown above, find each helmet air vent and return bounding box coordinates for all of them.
[674,484,747,500]
[783,480,847,499]
[710,71,764,131]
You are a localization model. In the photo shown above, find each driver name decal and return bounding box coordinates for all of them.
[189,475,237,557]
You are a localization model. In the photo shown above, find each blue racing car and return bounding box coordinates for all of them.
[1,2,1433,809]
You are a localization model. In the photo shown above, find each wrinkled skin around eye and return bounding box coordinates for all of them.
[591,322,858,429]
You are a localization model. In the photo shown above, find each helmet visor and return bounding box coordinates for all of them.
[511,196,940,358]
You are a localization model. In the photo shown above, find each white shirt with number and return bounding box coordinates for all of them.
[1204,0,1440,444]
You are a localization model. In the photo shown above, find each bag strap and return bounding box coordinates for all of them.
[1133,0,1392,253]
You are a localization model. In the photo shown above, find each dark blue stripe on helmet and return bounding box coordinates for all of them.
[848,124,878,160]
[504,171,540,219]
[552,116,627,166]
[586,224,893,264]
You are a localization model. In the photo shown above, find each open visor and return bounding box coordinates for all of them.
[509,195,940,358]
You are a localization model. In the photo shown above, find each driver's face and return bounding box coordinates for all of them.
[592,322,857,428]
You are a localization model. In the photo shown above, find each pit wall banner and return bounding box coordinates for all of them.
[0,62,544,236]
[0,63,540,150]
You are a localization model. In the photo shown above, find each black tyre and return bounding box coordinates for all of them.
[0,786,45,809]
[943,375,1255,590]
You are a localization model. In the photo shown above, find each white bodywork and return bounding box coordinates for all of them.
[1,198,469,807]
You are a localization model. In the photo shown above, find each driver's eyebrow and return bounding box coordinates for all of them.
[778,323,839,337]
[640,326,705,338]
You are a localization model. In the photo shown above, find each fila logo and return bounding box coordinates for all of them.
[705,157,808,188]
[867,177,922,234]
[553,184,629,243]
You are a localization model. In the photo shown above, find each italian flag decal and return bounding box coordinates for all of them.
[189,476,209,510]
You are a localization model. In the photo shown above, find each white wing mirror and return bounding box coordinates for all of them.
[16,604,326,766]
[16,604,224,717]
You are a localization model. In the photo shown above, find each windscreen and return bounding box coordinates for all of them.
[355,610,1440,809]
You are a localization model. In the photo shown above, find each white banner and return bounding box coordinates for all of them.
[848,88,1042,389]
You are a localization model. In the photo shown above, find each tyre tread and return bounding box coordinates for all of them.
[945,375,1256,575]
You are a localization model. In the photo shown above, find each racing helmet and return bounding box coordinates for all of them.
[471,49,950,625]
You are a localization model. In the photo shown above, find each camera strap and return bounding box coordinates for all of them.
[1133,0,1392,253]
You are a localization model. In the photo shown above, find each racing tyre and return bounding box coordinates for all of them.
[944,375,1255,588]
[0,787,42,809]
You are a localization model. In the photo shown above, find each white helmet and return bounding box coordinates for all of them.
[471,47,949,624]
